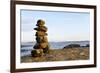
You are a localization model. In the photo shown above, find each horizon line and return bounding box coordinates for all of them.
[21,40,90,43]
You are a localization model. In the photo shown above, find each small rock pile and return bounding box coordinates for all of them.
[31,19,50,57]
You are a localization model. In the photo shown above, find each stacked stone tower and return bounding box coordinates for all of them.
[31,19,49,57]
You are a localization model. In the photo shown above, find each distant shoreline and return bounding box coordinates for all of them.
[21,41,89,48]
[21,41,89,57]
[21,40,89,43]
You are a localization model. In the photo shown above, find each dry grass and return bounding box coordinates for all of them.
[21,47,89,63]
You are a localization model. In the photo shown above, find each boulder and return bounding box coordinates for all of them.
[33,43,50,53]
[39,42,48,49]
[35,31,47,36]
[34,26,47,32]
[63,44,80,49]
[36,19,45,26]
[36,36,48,43]
[86,44,89,47]
[33,43,40,49]
[43,44,50,53]
[42,36,48,42]
[36,36,44,43]
[31,49,44,57]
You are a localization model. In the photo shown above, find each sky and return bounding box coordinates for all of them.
[21,9,90,42]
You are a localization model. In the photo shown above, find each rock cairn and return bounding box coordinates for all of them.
[31,19,50,57]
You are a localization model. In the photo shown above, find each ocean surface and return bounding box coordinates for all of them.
[21,41,89,56]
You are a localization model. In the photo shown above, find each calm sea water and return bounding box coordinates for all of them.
[21,41,89,56]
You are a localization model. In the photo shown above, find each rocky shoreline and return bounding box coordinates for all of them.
[21,47,89,63]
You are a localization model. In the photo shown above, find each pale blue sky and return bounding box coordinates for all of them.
[21,9,90,42]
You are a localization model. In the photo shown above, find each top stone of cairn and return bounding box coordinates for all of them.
[36,19,45,26]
